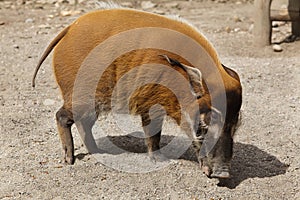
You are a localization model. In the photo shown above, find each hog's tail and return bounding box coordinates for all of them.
[32,25,70,87]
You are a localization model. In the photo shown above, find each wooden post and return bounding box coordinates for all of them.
[289,0,300,36]
[254,0,272,46]
[291,21,300,36]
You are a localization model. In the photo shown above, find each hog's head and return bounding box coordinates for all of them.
[195,105,239,179]
[162,55,240,179]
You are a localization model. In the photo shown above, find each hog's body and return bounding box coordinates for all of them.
[33,8,242,179]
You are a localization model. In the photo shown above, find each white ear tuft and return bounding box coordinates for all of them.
[182,64,204,98]
[160,54,204,98]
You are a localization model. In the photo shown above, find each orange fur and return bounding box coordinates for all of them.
[33,9,242,170]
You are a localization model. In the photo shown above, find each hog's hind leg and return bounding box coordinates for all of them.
[56,106,75,164]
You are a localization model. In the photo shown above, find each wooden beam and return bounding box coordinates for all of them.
[270,0,300,22]
[270,10,300,21]
[292,21,300,36]
[289,0,300,36]
[254,0,272,46]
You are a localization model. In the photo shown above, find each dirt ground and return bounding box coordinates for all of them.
[1,0,300,199]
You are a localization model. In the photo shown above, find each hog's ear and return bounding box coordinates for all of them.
[160,55,204,98]
[183,65,204,98]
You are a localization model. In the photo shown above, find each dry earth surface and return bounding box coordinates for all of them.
[0,0,300,199]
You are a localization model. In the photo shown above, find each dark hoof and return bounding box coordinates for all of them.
[283,34,300,43]
[149,151,168,163]
[65,155,75,165]
[211,171,230,179]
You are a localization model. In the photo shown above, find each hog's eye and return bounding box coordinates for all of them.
[196,120,208,138]
[210,113,218,124]
[209,108,222,125]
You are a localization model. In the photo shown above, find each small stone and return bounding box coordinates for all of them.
[272,21,286,27]
[273,44,283,52]
[25,18,34,23]
[234,27,240,32]
[47,15,55,19]
[60,10,81,17]
[141,1,157,9]
[234,16,242,22]
[272,21,279,27]
[60,10,72,17]
[43,99,55,106]
[61,0,70,3]
[225,26,231,33]
[34,4,44,9]
[165,2,179,8]
[153,10,165,15]
[13,44,19,49]
[248,24,254,33]
[120,2,133,8]
[38,24,51,29]
[0,21,5,26]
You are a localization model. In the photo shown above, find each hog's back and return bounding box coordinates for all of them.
[52,9,226,114]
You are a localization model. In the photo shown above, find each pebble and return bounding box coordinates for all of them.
[43,99,55,106]
[248,24,254,33]
[272,27,280,32]
[273,44,283,52]
[47,14,55,19]
[225,26,231,33]
[234,16,242,22]
[272,21,286,27]
[0,21,5,26]
[165,2,179,8]
[25,18,34,23]
[60,10,81,17]
[60,10,72,17]
[141,1,157,9]
[61,0,76,4]
[153,10,165,15]
[38,24,51,29]
[234,28,241,32]
[216,0,227,3]
[120,2,133,8]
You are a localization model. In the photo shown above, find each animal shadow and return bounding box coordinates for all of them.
[218,142,289,188]
[90,133,288,188]
[94,132,197,160]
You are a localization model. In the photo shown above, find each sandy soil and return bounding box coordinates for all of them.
[0,0,299,199]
